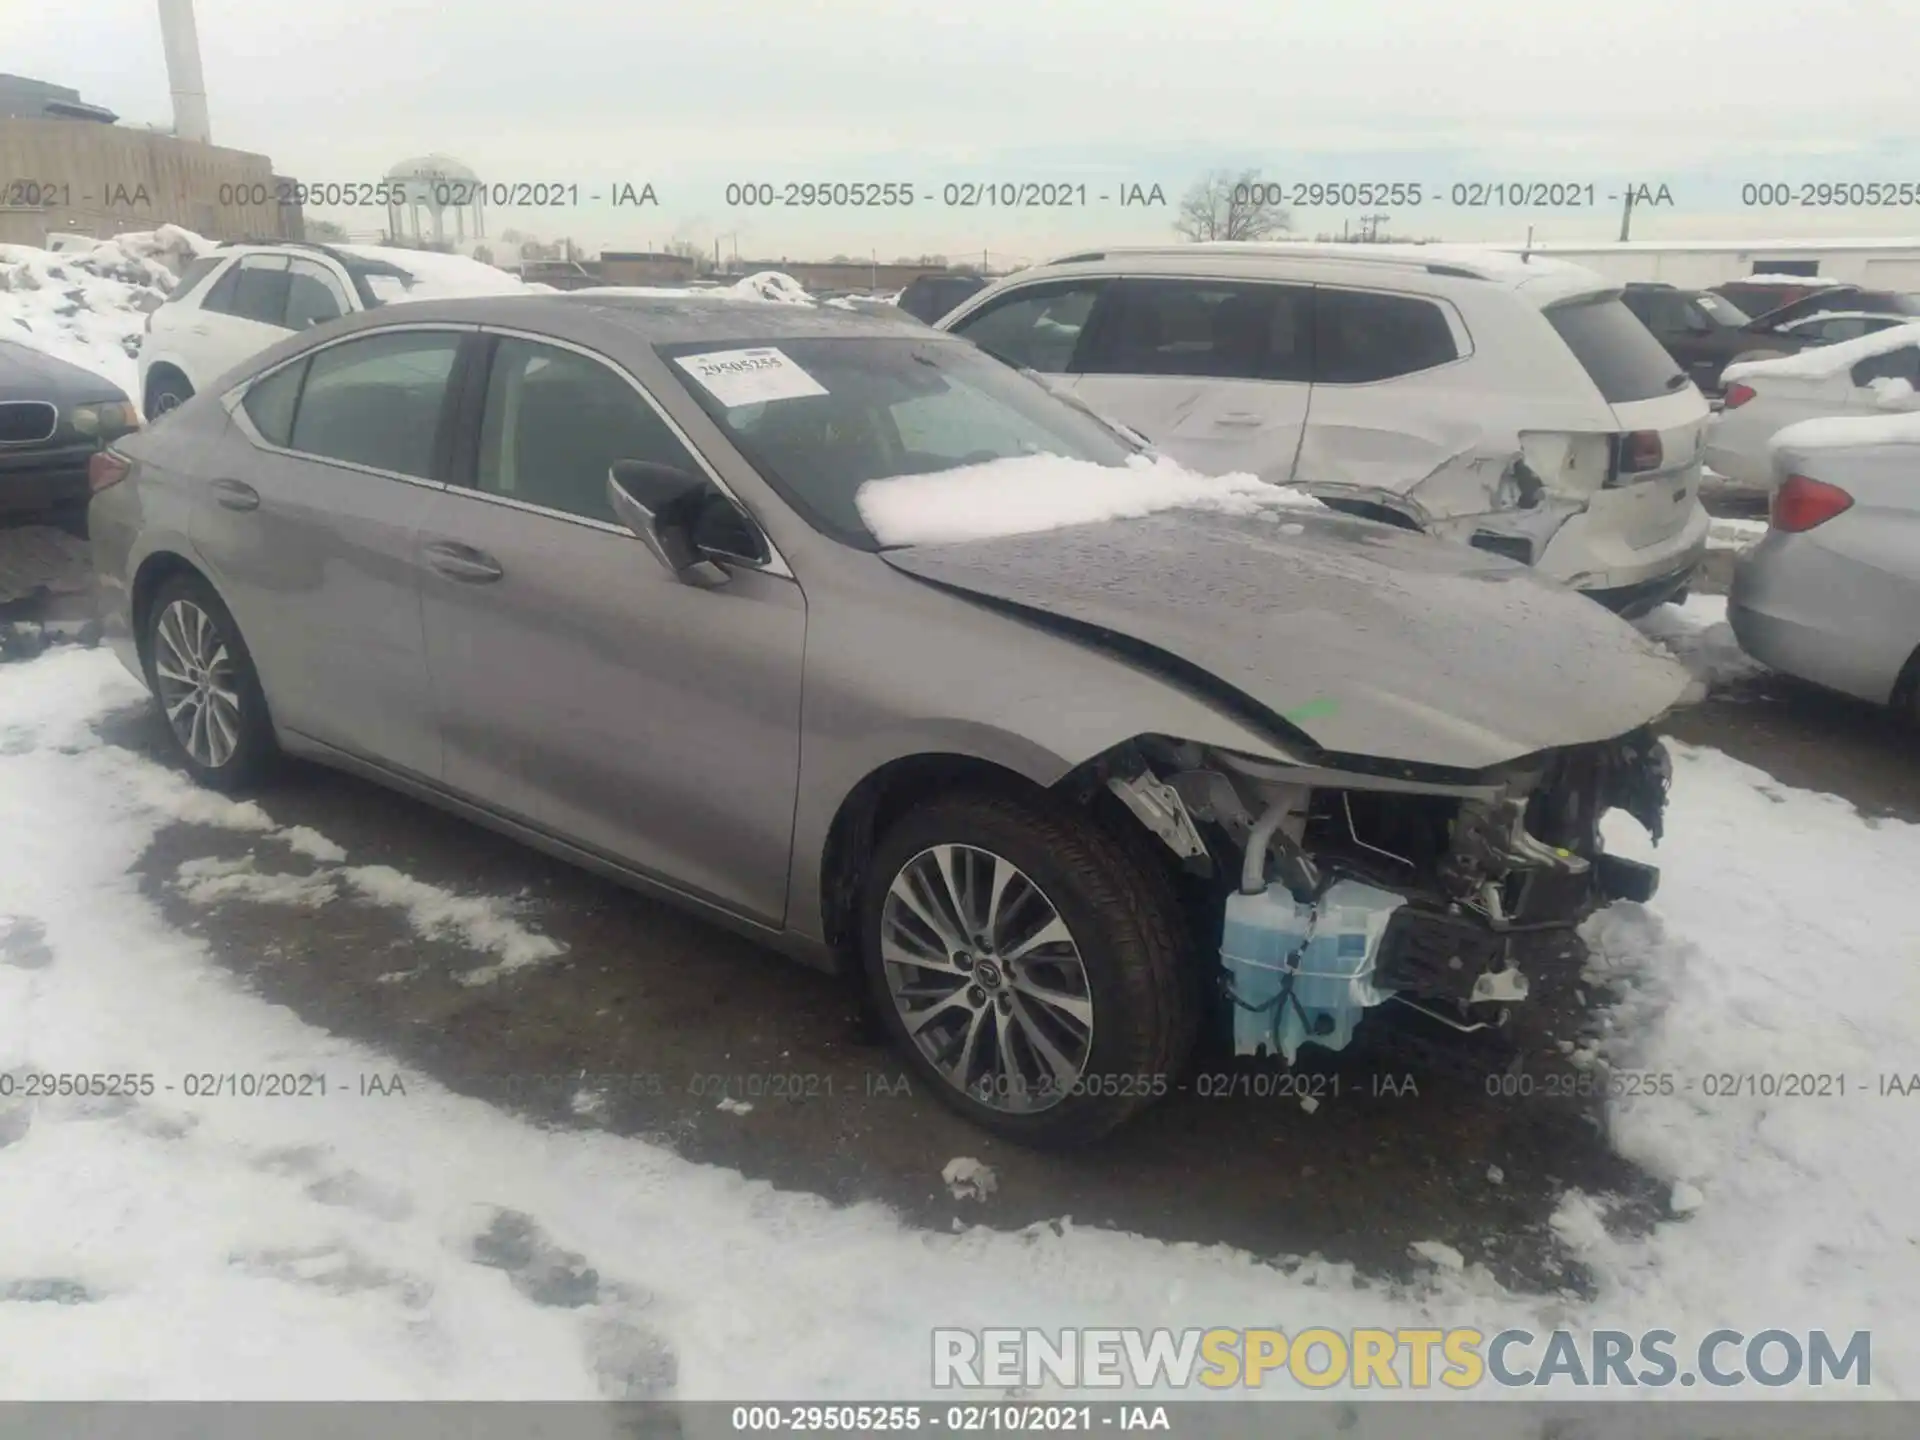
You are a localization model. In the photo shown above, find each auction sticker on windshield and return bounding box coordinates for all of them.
[674,346,828,407]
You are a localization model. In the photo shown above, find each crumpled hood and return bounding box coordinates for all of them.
[882,508,1691,771]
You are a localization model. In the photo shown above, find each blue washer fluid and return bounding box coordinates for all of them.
[1220,878,1408,1063]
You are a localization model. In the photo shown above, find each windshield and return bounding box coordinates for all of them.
[657,336,1139,548]
[1695,292,1751,326]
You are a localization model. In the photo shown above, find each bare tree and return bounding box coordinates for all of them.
[305,218,349,242]
[1173,170,1290,243]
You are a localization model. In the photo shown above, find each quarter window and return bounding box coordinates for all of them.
[475,337,703,524]
[287,330,461,478]
[241,359,307,447]
[949,282,1103,373]
[1314,289,1460,383]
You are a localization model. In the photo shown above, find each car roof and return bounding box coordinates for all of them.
[311,291,942,343]
[1002,242,1615,307]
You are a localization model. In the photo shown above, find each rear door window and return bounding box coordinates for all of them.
[1544,295,1686,403]
[284,259,350,330]
[288,329,462,479]
[1850,345,1920,388]
[228,256,294,328]
[1314,288,1459,383]
[1079,279,1313,381]
[947,281,1104,372]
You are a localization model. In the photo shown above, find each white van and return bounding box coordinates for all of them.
[938,242,1712,615]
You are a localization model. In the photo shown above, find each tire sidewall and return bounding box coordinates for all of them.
[142,574,274,791]
[148,377,193,416]
[859,793,1182,1146]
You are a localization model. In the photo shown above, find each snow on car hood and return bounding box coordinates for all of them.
[856,453,1323,546]
[881,506,1690,771]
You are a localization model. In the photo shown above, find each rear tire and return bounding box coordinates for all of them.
[859,789,1198,1148]
[141,573,277,792]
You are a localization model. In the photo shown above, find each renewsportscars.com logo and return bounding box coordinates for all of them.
[932,1327,1872,1391]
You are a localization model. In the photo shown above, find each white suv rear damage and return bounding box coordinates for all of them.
[937,243,1712,616]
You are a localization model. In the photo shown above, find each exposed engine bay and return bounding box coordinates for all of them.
[1095,730,1673,1060]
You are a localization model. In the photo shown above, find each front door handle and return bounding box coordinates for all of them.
[209,478,259,511]
[1215,412,1267,427]
[422,540,504,583]
[188,325,210,337]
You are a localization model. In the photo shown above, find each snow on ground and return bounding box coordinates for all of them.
[3,646,1915,1399]
[857,453,1323,547]
[1707,517,1768,553]
[1635,595,1766,690]
[1578,743,1920,1387]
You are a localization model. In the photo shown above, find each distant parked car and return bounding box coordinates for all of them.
[1712,277,1844,317]
[1705,321,1920,485]
[1728,409,1920,720]
[896,273,990,325]
[138,241,530,418]
[1741,285,1920,332]
[938,243,1711,615]
[1623,282,1913,397]
[0,339,140,526]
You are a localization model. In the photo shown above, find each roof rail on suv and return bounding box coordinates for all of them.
[1038,243,1502,282]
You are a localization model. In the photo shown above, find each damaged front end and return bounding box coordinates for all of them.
[1100,730,1672,1061]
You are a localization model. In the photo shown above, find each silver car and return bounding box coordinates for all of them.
[1729,412,1920,719]
[89,295,1687,1146]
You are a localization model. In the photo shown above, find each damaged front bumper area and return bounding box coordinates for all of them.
[1103,730,1673,1061]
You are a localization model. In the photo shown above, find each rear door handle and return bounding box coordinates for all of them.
[1215,412,1267,426]
[421,540,504,583]
[209,478,259,511]
[188,325,210,336]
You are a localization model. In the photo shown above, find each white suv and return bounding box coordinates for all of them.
[937,243,1712,614]
[138,241,531,417]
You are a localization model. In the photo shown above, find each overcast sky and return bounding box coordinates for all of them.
[14,0,1920,261]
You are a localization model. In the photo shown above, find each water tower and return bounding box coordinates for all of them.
[384,154,485,248]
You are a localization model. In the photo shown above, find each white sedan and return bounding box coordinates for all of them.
[1707,320,1920,487]
[1728,408,1920,717]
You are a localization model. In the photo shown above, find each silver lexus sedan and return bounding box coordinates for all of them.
[90,295,1687,1146]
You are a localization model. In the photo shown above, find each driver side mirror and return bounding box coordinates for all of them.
[607,460,769,585]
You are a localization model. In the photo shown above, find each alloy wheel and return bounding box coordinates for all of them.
[152,598,242,769]
[879,843,1095,1113]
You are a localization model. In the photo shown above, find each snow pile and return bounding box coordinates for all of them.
[857,453,1324,547]
[0,229,216,397]
[1724,318,1920,385]
[1634,594,1765,690]
[726,270,814,305]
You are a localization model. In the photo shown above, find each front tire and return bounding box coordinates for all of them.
[141,573,277,791]
[859,790,1197,1147]
[146,372,194,417]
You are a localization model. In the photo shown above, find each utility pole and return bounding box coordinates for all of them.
[1362,212,1389,242]
[1619,188,1636,242]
